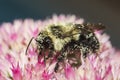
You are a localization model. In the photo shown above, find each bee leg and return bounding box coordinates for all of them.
[54,57,62,72]
[54,57,64,72]
[80,50,85,65]
[54,62,59,72]
[46,50,53,59]
[44,54,46,63]
[83,52,87,59]
[54,51,65,72]
[81,47,89,62]
[43,49,46,64]
[38,49,46,65]
[38,49,42,59]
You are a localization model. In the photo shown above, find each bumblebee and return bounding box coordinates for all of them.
[26,23,105,72]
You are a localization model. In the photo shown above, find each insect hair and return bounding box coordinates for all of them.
[25,32,82,55]
[25,23,105,72]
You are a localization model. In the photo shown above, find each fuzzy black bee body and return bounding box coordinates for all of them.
[26,23,105,72]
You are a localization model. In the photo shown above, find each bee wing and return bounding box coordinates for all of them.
[85,23,106,31]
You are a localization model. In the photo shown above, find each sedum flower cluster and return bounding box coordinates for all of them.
[0,15,120,80]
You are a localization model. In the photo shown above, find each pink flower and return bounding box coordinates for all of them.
[0,14,120,80]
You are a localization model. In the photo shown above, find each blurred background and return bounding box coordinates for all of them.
[0,0,120,48]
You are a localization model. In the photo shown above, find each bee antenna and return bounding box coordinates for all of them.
[25,37,34,55]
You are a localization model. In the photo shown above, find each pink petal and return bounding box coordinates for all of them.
[11,63,22,80]
[42,71,52,80]
[10,33,17,41]
[33,28,39,37]
[0,72,6,80]
[65,64,75,80]
[5,53,15,65]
